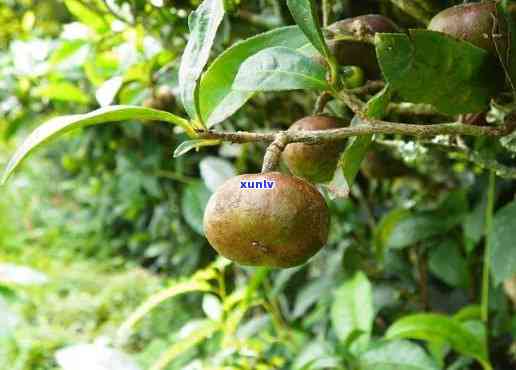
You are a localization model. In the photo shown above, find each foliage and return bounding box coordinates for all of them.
[2,0,516,370]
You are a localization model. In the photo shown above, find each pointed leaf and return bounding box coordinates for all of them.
[233,46,329,92]
[1,105,192,184]
[199,156,236,192]
[386,314,489,369]
[181,181,212,235]
[359,340,439,370]
[179,0,225,122]
[331,271,373,352]
[286,0,336,72]
[64,0,110,32]
[489,200,516,284]
[199,26,309,127]
[173,139,221,158]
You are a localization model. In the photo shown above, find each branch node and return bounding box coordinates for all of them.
[261,133,289,173]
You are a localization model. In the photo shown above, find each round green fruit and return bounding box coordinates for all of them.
[282,116,345,183]
[326,15,401,79]
[428,1,506,55]
[203,172,330,268]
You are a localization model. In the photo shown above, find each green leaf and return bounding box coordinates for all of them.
[375,191,467,252]
[116,280,213,343]
[489,200,516,285]
[173,139,221,158]
[376,30,499,114]
[359,340,439,370]
[233,46,329,92]
[1,106,192,184]
[199,26,309,127]
[151,320,219,370]
[181,181,211,235]
[286,0,336,76]
[179,0,225,122]
[49,40,87,65]
[428,238,469,288]
[386,314,489,369]
[454,305,482,322]
[199,156,236,192]
[331,271,373,352]
[340,84,392,187]
[463,194,487,254]
[35,82,90,104]
[64,0,110,33]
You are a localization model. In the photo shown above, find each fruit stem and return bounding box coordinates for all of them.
[261,133,289,173]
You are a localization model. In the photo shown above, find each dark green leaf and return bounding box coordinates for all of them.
[173,139,221,158]
[376,30,498,114]
[233,46,329,92]
[199,26,309,127]
[428,238,469,288]
[359,340,439,370]
[179,0,225,122]
[331,271,373,352]
[340,84,392,187]
[181,181,211,235]
[286,0,335,71]
[376,191,467,251]
[489,200,516,284]
[386,314,489,369]
[1,106,192,184]
[292,278,333,319]
[463,194,487,254]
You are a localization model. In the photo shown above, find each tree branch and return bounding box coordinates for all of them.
[261,133,289,172]
[197,121,516,145]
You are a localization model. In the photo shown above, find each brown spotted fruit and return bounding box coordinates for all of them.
[203,172,330,268]
[282,116,345,183]
[325,15,401,79]
[428,1,506,56]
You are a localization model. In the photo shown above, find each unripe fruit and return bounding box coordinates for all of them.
[282,116,345,183]
[203,172,330,268]
[326,15,401,79]
[428,1,505,55]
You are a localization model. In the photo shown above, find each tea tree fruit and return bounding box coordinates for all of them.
[283,116,345,183]
[203,172,330,268]
[326,15,401,79]
[428,1,505,55]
